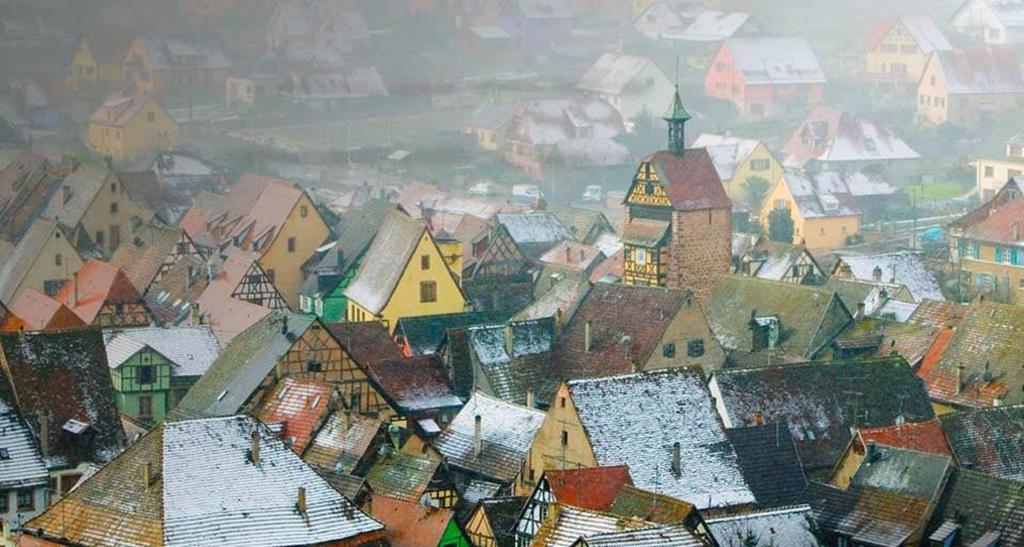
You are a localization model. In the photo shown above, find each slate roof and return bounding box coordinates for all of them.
[782,106,919,168]
[706,505,820,547]
[253,377,332,455]
[495,212,575,252]
[365,450,440,501]
[326,320,403,368]
[850,444,952,500]
[576,524,704,547]
[507,98,624,147]
[933,46,1024,95]
[103,325,220,377]
[393,310,510,356]
[545,465,633,511]
[830,317,942,366]
[918,301,1024,407]
[866,16,953,53]
[553,283,702,383]
[303,412,381,474]
[477,496,526,547]
[432,391,545,484]
[858,418,952,457]
[725,37,826,84]
[344,210,427,314]
[0,328,125,467]
[370,495,456,547]
[568,368,755,509]
[366,354,462,413]
[725,422,808,507]
[0,400,49,489]
[711,357,935,471]
[929,468,1024,546]
[0,150,62,241]
[25,416,383,546]
[639,149,732,211]
[606,485,696,524]
[807,481,932,546]
[834,252,943,302]
[707,275,852,357]
[171,312,313,419]
[0,217,71,303]
[576,53,660,96]
[776,169,879,219]
[940,405,1024,480]
[469,317,556,405]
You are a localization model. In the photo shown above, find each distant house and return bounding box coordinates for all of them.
[494,212,577,258]
[975,133,1024,200]
[503,98,625,178]
[344,210,467,332]
[525,368,756,509]
[0,218,83,304]
[863,16,952,89]
[0,402,49,527]
[782,106,920,179]
[267,0,370,55]
[917,46,1024,128]
[0,151,64,242]
[951,0,1024,44]
[704,38,826,117]
[575,53,674,123]
[68,29,134,91]
[87,89,178,162]
[832,251,944,302]
[692,133,782,204]
[280,66,389,111]
[948,179,1024,303]
[122,34,233,94]
[462,101,516,151]
[760,169,899,250]
[736,238,824,284]
[52,259,151,328]
[497,0,574,46]
[635,3,759,43]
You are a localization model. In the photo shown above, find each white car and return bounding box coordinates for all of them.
[581,185,602,203]
[468,182,497,196]
[512,184,543,206]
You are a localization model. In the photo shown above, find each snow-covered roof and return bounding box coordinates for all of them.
[692,133,763,180]
[0,403,49,489]
[725,38,826,85]
[576,53,658,96]
[552,138,631,167]
[568,369,756,509]
[635,3,752,42]
[783,107,919,167]
[835,251,944,302]
[899,16,953,53]
[104,325,221,377]
[678,10,752,41]
[497,212,576,245]
[706,505,819,547]
[510,98,625,146]
[933,47,1024,95]
[780,170,864,219]
[432,392,545,484]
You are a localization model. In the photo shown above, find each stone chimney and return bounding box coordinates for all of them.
[473,415,483,457]
[249,430,260,464]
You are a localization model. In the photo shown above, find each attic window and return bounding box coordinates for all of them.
[0,448,10,460]
[863,137,877,152]
[662,342,676,358]
[687,339,705,357]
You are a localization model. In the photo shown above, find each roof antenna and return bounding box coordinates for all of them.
[674,52,680,89]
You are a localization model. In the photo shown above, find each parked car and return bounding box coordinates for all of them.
[581,185,602,203]
[512,184,543,206]
[468,181,497,196]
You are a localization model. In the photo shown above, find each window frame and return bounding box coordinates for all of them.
[420,280,437,303]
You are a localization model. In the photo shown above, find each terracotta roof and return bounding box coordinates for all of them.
[544,465,633,511]
[53,259,146,325]
[365,354,462,414]
[962,193,1024,244]
[254,377,332,455]
[858,418,952,457]
[807,482,932,546]
[370,494,457,547]
[89,89,163,127]
[640,149,731,211]
[940,405,1024,480]
[207,173,305,252]
[325,321,403,368]
[907,299,966,329]
[2,287,85,331]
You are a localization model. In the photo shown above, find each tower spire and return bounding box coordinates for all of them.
[664,86,690,156]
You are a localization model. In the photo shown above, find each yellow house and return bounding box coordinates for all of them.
[949,180,1024,304]
[344,210,466,332]
[205,173,332,309]
[0,218,84,305]
[918,47,1024,128]
[976,132,1024,201]
[692,133,782,207]
[87,89,177,161]
[863,16,952,89]
[68,31,134,91]
[760,169,861,251]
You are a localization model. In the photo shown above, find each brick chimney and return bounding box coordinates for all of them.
[671,441,681,476]
[473,415,483,457]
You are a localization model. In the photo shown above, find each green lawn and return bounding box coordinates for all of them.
[904,181,970,201]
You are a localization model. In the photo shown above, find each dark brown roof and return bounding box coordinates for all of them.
[808,482,931,545]
[365,355,462,414]
[117,170,175,220]
[725,422,808,507]
[143,254,208,326]
[326,321,403,369]
[81,29,136,64]
[644,149,731,212]
[928,469,1024,545]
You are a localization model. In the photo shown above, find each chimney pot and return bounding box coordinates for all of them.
[473,414,483,457]
[249,430,260,464]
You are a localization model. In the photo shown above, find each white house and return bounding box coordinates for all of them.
[575,52,674,124]
[951,0,1024,44]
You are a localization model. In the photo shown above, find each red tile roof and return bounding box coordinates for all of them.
[645,149,731,212]
[545,465,633,511]
[53,259,144,324]
[865,17,896,51]
[962,196,1024,244]
[370,495,455,547]
[208,173,305,251]
[2,288,85,331]
[858,418,953,457]
[254,377,333,454]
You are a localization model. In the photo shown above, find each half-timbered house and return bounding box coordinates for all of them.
[54,259,152,327]
[463,223,536,312]
[365,449,461,508]
[464,496,527,547]
[195,247,286,344]
[622,90,732,306]
[736,238,824,284]
[109,221,205,295]
[515,466,633,545]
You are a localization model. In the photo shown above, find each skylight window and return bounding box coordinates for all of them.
[0,448,10,460]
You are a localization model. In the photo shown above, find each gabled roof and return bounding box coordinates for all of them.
[253,377,332,455]
[743,238,820,281]
[634,149,732,212]
[208,173,306,251]
[103,325,220,377]
[530,504,649,547]
[940,405,1024,480]
[857,418,952,457]
[575,524,704,547]
[866,16,952,53]
[711,357,935,471]
[326,320,403,368]
[89,89,165,127]
[929,468,1024,546]
[692,133,764,181]
[171,312,314,419]
[576,53,660,96]
[343,210,427,315]
[109,222,185,292]
[544,465,633,511]
[507,98,624,147]
[777,169,892,219]
[365,450,441,501]
[476,496,526,547]
[707,275,852,357]
[782,106,919,167]
[725,423,808,507]
[394,311,511,356]
[79,28,136,64]
[961,193,1024,245]
[0,400,49,489]
[0,150,62,240]
[906,299,966,329]
[370,494,457,547]
[849,444,952,500]
[432,391,545,484]
[25,416,383,546]
[469,317,556,405]
[605,485,696,525]
[496,212,576,247]
[0,328,125,467]
[706,505,819,547]
[0,217,70,303]
[133,33,233,70]
[194,248,274,345]
[552,283,699,381]
[723,37,826,85]
[54,259,145,324]
[42,163,110,228]
[568,368,755,509]
[303,412,381,474]
[807,482,932,546]
[144,254,209,327]
[3,287,85,331]
[834,251,943,302]
[932,46,1024,95]
[366,355,462,414]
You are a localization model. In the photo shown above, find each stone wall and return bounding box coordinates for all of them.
[668,207,732,307]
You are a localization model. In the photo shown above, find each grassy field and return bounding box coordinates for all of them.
[904,181,971,201]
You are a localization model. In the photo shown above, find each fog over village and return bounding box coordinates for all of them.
[0,0,1022,545]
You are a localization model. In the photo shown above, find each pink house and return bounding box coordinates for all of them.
[704,37,827,117]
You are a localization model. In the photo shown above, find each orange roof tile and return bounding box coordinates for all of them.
[545,465,633,511]
[858,418,953,457]
[370,495,455,547]
[255,377,332,454]
[3,288,85,331]
[53,259,144,324]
